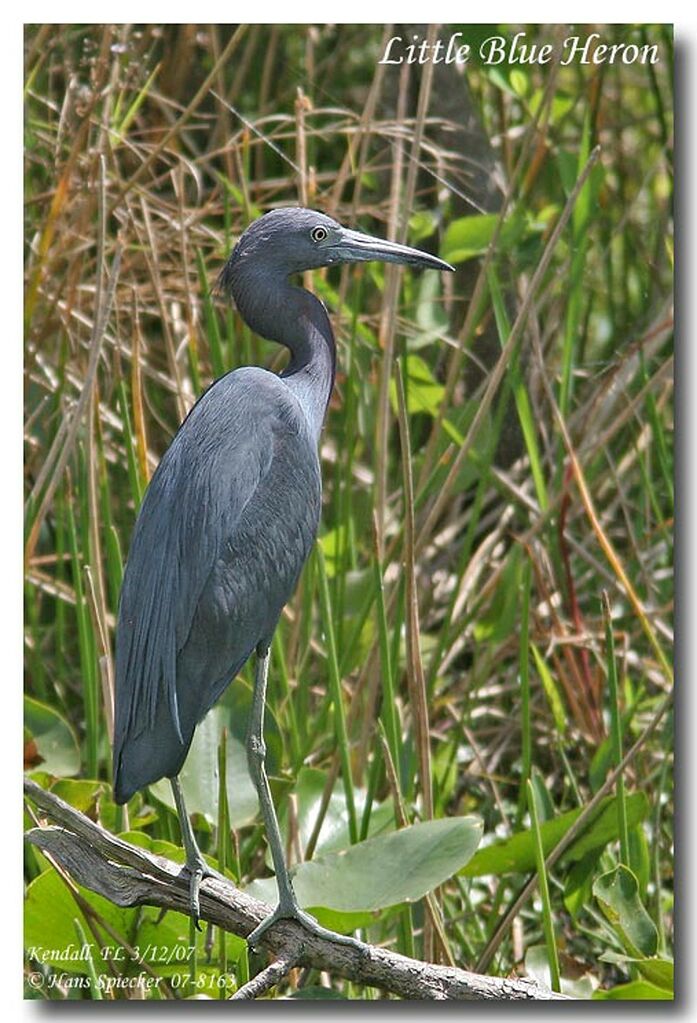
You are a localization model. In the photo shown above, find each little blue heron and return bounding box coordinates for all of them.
[112,207,453,947]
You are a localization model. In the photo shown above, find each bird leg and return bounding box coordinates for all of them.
[170,775,223,929]
[245,648,364,952]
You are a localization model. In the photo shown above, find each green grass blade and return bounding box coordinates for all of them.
[527,779,561,993]
[316,545,358,845]
[602,591,630,866]
[487,264,548,511]
[517,557,533,822]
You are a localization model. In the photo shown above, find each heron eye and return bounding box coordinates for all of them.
[310,226,328,243]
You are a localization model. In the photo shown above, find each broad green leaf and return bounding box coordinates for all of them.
[25,853,244,980]
[628,824,651,896]
[432,741,459,811]
[243,880,384,936]
[119,830,185,862]
[482,67,519,97]
[50,778,104,815]
[462,792,649,877]
[319,524,351,577]
[441,212,526,264]
[247,816,482,921]
[24,696,80,777]
[636,957,674,991]
[509,69,529,97]
[150,678,282,828]
[563,851,601,918]
[593,865,658,959]
[408,210,438,244]
[528,88,574,124]
[24,869,138,974]
[282,766,394,859]
[593,980,672,1000]
[589,733,615,792]
[599,952,673,991]
[98,789,158,834]
[388,355,444,418]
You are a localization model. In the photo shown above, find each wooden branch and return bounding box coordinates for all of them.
[24,780,566,1001]
[231,954,297,999]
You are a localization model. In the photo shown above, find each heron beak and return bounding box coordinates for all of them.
[333,227,455,273]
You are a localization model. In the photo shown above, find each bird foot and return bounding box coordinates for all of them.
[247,899,364,953]
[182,858,228,930]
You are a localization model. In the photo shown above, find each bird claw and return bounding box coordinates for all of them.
[247,899,364,953]
[183,859,228,930]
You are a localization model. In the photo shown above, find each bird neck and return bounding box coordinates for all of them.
[230,271,336,443]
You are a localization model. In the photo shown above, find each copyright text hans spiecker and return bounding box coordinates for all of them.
[378,31,660,67]
[25,941,197,995]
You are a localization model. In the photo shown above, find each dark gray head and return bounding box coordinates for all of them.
[219,207,454,286]
[217,207,454,365]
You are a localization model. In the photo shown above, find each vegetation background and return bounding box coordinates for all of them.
[24,23,673,1000]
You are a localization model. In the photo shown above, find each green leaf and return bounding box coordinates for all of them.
[563,851,600,918]
[593,865,658,959]
[24,869,137,974]
[593,980,672,1000]
[636,957,674,991]
[112,61,161,138]
[528,88,574,124]
[149,678,282,828]
[529,767,555,824]
[282,766,394,858]
[119,830,185,863]
[628,824,651,896]
[509,69,529,97]
[388,355,444,418]
[319,524,351,577]
[408,210,438,244]
[531,644,567,734]
[441,212,526,264]
[599,952,673,991]
[50,779,104,815]
[589,733,615,792]
[25,856,246,980]
[246,816,482,923]
[462,792,650,877]
[24,696,80,777]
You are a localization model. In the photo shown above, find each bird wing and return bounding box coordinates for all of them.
[113,367,313,763]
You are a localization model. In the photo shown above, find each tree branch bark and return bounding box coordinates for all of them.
[24,779,566,1001]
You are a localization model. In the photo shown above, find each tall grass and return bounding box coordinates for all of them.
[24,24,673,1000]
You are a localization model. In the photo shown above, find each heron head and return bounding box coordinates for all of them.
[224,207,454,279]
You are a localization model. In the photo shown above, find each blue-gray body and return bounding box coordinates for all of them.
[112,207,452,815]
[113,367,321,801]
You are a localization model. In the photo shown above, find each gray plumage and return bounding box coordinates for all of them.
[113,368,320,801]
[111,206,452,941]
